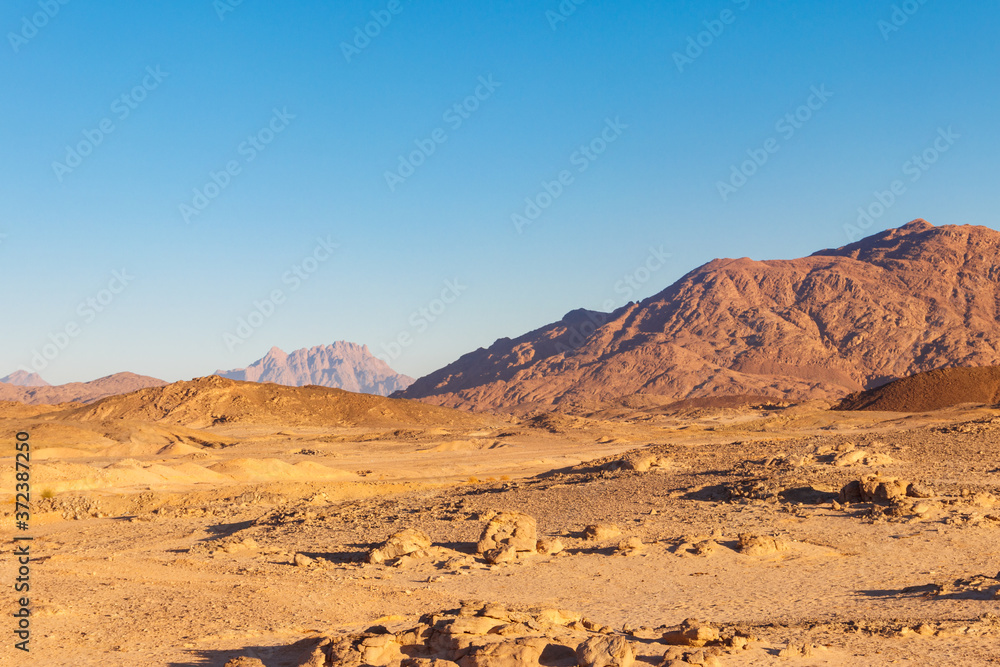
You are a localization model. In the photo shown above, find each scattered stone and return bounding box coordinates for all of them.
[584,524,622,541]
[293,552,314,567]
[625,453,667,472]
[361,634,403,665]
[458,638,546,667]
[576,635,635,667]
[833,450,867,466]
[693,540,720,556]
[777,641,816,658]
[736,534,789,557]
[536,538,564,555]
[866,453,894,466]
[840,475,909,504]
[224,658,266,667]
[906,483,936,498]
[662,619,720,647]
[617,537,644,555]
[971,492,998,509]
[368,528,433,565]
[477,512,537,554]
[482,545,517,565]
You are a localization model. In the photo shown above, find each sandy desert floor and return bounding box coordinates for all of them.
[3,401,1000,666]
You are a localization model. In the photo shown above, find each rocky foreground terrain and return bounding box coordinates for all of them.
[3,376,999,665]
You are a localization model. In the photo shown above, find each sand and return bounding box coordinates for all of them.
[2,399,1000,665]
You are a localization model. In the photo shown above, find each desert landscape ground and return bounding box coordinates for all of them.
[3,371,1000,666]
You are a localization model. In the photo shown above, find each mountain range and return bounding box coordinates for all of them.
[0,372,167,405]
[1,342,414,405]
[396,220,1000,412]
[215,342,414,396]
[6,221,999,413]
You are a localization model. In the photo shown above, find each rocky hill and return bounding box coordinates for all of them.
[0,372,167,405]
[397,220,1000,412]
[836,366,1000,412]
[217,342,414,396]
[64,375,495,429]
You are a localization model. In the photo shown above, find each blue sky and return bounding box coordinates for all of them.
[1,0,998,384]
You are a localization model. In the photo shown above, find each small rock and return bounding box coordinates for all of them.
[477,512,537,554]
[584,524,622,541]
[833,450,867,467]
[906,483,935,499]
[224,659,266,667]
[617,537,644,555]
[368,528,433,565]
[736,534,789,557]
[576,635,635,667]
[536,538,564,555]
[662,619,719,647]
[482,545,517,565]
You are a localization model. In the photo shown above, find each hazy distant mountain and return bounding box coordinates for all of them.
[0,372,167,405]
[0,370,50,387]
[216,342,415,396]
[397,220,1000,412]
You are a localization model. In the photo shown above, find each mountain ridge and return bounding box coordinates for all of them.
[0,372,167,405]
[216,341,414,396]
[396,220,1000,412]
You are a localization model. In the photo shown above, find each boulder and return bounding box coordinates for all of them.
[576,635,635,667]
[840,475,909,504]
[367,528,433,564]
[477,512,537,554]
[458,638,546,666]
[536,538,564,555]
[662,619,719,647]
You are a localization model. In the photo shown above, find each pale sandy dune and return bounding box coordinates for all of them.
[417,439,483,452]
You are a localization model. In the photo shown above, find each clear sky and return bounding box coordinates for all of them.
[2,0,998,384]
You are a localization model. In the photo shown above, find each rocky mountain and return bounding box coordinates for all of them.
[0,370,50,386]
[216,342,415,396]
[396,220,1000,412]
[0,372,167,405]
